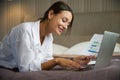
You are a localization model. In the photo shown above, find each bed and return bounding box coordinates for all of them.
[0,57,120,80]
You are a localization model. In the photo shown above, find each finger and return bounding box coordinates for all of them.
[71,62,82,70]
[86,56,95,60]
[90,55,96,59]
[75,55,86,60]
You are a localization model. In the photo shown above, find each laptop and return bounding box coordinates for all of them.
[84,31,120,70]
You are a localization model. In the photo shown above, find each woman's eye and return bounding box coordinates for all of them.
[62,18,67,22]
[62,18,71,27]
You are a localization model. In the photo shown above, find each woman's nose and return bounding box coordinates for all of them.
[63,23,68,30]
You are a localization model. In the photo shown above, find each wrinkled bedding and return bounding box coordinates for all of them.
[0,57,120,80]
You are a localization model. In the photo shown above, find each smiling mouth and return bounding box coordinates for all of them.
[58,27,64,33]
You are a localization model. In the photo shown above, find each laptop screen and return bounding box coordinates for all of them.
[94,31,120,69]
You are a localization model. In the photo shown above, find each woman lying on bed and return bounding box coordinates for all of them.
[0,1,94,72]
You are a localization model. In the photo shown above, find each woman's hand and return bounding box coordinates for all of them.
[72,55,95,65]
[55,58,84,70]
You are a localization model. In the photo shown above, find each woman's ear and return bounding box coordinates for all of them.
[48,10,54,19]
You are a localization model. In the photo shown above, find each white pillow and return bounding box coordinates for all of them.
[53,43,68,56]
[63,42,90,56]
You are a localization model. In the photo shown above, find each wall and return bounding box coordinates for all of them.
[0,0,120,47]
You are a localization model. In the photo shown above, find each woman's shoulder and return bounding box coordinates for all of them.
[13,21,37,32]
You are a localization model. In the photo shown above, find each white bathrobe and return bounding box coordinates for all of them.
[0,20,53,72]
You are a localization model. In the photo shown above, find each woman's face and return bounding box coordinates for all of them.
[47,10,72,35]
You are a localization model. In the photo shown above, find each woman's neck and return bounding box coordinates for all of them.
[40,21,49,44]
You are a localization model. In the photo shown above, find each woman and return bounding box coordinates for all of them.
[0,1,93,72]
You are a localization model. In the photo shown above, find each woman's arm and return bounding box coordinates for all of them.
[41,54,95,70]
[41,58,82,70]
[41,58,57,70]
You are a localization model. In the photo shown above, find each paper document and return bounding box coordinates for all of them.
[81,34,103,55]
